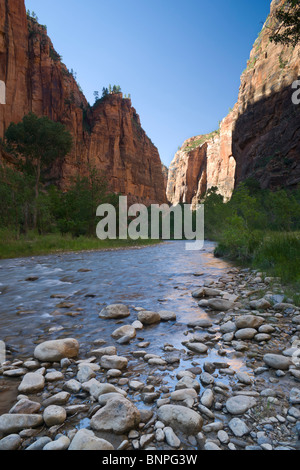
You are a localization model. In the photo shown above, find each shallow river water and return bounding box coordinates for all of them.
[0,240,248,423]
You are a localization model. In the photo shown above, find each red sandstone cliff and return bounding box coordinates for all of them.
[167,117,236,205]
[167,0,300,204]
[0,0,167,205]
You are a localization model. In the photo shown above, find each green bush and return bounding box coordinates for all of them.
[203,182,300,296]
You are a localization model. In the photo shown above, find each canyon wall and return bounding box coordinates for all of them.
[0,0,167,205]
[166,117,236,205]
[233,0,300,190]
[167,0,300,204]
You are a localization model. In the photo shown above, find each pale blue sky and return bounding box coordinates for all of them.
[25,0,271,167]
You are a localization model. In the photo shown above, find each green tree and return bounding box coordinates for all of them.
[264,189,300,231]
[102,87,109,98]
[93,91,99,102]
[5,113,72,229]
[0,163,35,236]
[270,0,300,46]
[112,85,122,94]
[49,166,118,237]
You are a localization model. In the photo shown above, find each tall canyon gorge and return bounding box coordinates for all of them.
[167,0,300,205]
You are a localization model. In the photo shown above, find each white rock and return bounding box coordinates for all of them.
[129,380,144,391]
[76,365,96,383]
[155,428,165,442]
[90,396,140,434]
[158,310,177,322]
[157,405,203,434]
[204,441,221,450]
[185,342,208,354]
[200,372,215,385]
[236,371,253,385]
[43,405,67,427]
[68,429,114,450]
[235,315,264,329]
[171,388,197,401]
[45,371,64,382]
[207,298,234,311]
[43,435,70,450]
[263,354,292,370]
[200,389,214,408]
[0,434,22,450]
[220,321,237,334]
[91,346,117,357]
[137,311,161,325]
[111,325,136,340]
[235,328,257,340]
[82,379,124,400]
[18,372,45,394]
[63,379,81,393]
[249,299,271,310]
[217,430,230,444]
[164,427,181,448]
[99,304,130,319]
[289,388,300,404]
[100,355,128,370]
[34,338,79,362]
[228,418,249,437]
[131,320,143,330]
[25,437,52,450]
[0,414,43,434]
[176,375,200,392]
[226,395,257,415]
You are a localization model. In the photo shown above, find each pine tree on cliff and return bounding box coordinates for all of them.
[270,0,300,46]
[93,91,99,102]
[5,113,72,230]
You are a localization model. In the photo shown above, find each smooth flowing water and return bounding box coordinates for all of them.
[0,240,247,418]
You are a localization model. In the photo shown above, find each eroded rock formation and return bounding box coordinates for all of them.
[167,121,236,206]
[0,0,167,205]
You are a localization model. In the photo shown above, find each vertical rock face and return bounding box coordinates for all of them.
[167,121,236,205]
[0,0,167,205]
[233,0,300,190]
[0,0,29,137]
[167,0,300,204]
[161,164,169,193]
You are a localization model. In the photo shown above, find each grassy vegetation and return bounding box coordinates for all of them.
[0,230,160,260]
[203,180,300,305]
[0,112,162,260]
[183,130,220,152]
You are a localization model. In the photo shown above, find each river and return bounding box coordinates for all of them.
[0,240,247,422]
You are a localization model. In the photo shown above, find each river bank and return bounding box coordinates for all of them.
[0,232,160,260]
[0,241,299,450]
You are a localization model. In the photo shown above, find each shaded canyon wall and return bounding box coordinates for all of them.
[167,0,300,204]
